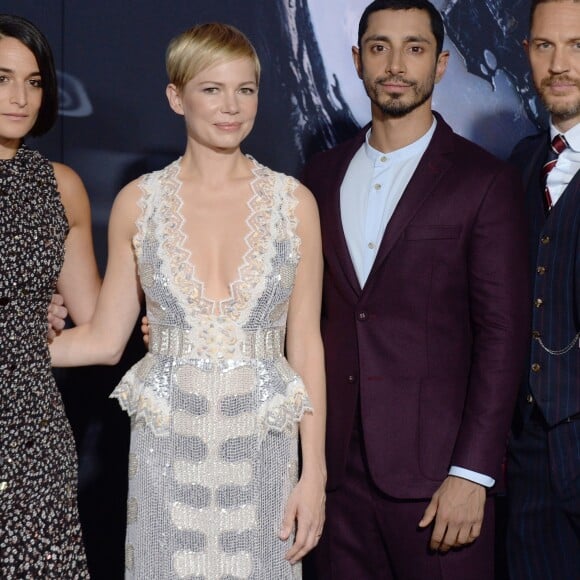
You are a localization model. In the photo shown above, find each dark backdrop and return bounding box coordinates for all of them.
[3,1,539,577]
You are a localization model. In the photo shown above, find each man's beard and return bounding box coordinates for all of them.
[364,73,435,118]
[539,75,580,123]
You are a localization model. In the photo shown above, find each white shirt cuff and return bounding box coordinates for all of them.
[449,466,495,488]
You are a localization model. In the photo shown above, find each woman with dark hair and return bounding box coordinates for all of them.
[0,14,100,577]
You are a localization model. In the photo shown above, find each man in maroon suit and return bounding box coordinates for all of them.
[302,1,530,578]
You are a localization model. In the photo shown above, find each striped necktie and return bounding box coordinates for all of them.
[542,134,568,211]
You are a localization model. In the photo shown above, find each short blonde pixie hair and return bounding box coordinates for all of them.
[166,22,261,90]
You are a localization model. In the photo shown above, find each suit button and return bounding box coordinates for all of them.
[0,297,9,306]
[358,312,368,321]
[526,393,534,404]
[531,363,541,372]
[534,298,544,308]
[540,235,551,245]
[347,375,356,384]
[536,266,547,275]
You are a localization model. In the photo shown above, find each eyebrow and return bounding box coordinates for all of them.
[531,35,580,44]
[197,79,257,85]
[363,34,432,45]
[0,66,41,76]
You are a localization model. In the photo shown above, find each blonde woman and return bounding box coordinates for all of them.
[50,23,326,579]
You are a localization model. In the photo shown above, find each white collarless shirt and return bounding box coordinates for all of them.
[340,119,436,286]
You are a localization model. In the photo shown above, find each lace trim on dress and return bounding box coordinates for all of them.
[110,354,172,435]
[152,157,280,324]
[133,170,160,260]
[258,368,313,436]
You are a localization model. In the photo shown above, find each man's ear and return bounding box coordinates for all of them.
[352,46,363,80]
[166,83,184,116]
[434,51,450,84]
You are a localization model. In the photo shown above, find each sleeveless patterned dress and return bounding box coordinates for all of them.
[111,157,312,579]
[0,145,89,578]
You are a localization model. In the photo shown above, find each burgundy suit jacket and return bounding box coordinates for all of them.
[302,113,530,498]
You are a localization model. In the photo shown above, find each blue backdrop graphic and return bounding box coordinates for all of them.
[3,1,538,577]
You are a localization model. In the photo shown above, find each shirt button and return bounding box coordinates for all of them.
[374,183,381,191]
[368,242,376,250]
[536,266,547,275]
[380,155,388,163]
[358,312,368,321]
[534,298,544,308]
[540,235,551,245]
[531,363,541,373]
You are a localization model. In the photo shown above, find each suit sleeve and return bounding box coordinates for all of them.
[450,163,530,481]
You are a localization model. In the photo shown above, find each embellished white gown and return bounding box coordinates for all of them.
[111,157,311,579]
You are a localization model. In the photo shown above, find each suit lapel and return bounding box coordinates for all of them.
[365,116,454,286]
[524,136,549,218]
[319,129,367,297]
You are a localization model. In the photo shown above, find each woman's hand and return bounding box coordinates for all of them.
[47,293,67,342]
[141,315,150,347]
[279,472,326,564]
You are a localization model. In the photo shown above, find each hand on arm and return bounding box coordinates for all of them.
[279,184,327,564]
[49,180,143,367]
[141,315,150,347]
[47,293,67,341]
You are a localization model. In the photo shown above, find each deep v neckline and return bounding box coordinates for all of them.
[163,156,273,319]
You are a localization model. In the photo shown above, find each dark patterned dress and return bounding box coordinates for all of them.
[0,146,89,578]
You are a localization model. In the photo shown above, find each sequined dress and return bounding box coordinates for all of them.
[0,146,89,578]
[111,158,311,579]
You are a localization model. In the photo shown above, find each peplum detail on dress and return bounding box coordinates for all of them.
[111,326,313,437]
[111,353,172,435]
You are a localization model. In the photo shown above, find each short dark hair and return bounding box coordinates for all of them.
[357,0,445,56]
[529,0,580,28]
[0,14,58,136]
